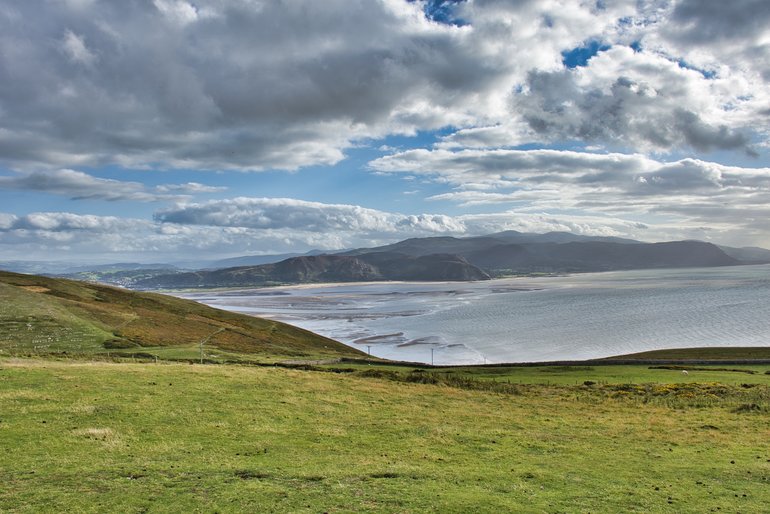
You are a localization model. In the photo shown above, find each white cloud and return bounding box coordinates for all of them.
[6,212,146,233]
[3,187,770,263]
[153,0,199,26]
[154,182,227,194]
[0,206,650,262]
[1,0,500,171]
[651,0,770,80]
[370,148,657,185]
[154,197,465,236]
[0,211,311,261]
[0,213,17,230]
[371,148,770,193]
[0,205,465,262]
[458,210,649,239]
[150,195,765,250]
[370,147,770,247]
[513,46,757,153]
[61,30,96,65]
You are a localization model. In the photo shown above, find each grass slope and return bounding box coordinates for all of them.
[605,347,770,361]
[1,359,769,512]
[0,270,363,362]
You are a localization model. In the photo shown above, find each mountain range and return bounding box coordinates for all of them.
[134,252,489,289]
[131,231,770,289]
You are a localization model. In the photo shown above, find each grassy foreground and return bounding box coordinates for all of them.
[2,358,769,513]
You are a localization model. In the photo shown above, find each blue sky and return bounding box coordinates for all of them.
[1,0,769,263]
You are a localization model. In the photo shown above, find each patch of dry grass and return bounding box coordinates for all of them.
[72,427,122,448]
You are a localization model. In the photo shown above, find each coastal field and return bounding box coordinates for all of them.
[2,272,769,511]
[2,357,769,513]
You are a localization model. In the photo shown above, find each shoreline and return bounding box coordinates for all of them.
[165,277,508,295]
[148,263,770,296]
[142,263,770,295]
[174,265,770,366]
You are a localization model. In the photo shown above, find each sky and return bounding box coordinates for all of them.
[1,0,769,264]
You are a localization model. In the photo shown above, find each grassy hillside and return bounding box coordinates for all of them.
[0,270,363,362]
[1,358,769,512]
[135,253,489,289]
[605,346,770,361]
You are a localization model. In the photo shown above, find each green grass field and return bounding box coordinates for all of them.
[1,358,769,513]
[2,272,770,511]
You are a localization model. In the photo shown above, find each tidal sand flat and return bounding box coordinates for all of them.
[179,265,770,365]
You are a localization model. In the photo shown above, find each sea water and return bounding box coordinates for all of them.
[177,265,770,364]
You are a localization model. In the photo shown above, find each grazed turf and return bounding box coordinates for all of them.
[1,358,768,513]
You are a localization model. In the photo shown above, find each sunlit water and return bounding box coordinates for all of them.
[177,265,770,364]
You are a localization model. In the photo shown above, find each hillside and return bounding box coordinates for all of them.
[719,245,770,264]
[351,236,744,275]
[205,249,325,269]
[0,271,363,361]
[357,252,489,281]
[24,231,770,289]
[465,240,739,272]
[343,231,643,258]
[134,235,751,290]
[136,253,489,289]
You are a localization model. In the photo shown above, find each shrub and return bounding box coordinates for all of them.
[102,339,138,349]
[732,403,763,413]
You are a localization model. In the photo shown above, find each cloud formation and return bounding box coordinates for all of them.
[6,0,763,172]
[0,169,225,202]
[155,197,465,236]
[0,0,501,171]
[654,0,770,81]
[0,203,652,262]
[513,47,759,153]
[371,147,770,245]
[150,195,708,250]
[1,1,770,261]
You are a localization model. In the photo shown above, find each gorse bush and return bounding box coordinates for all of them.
[355,369,524,395]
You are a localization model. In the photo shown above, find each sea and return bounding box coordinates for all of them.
[177,265,770,365]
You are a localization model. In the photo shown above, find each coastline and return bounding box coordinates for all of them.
[157,263,770,295]
[176,265,770,366]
